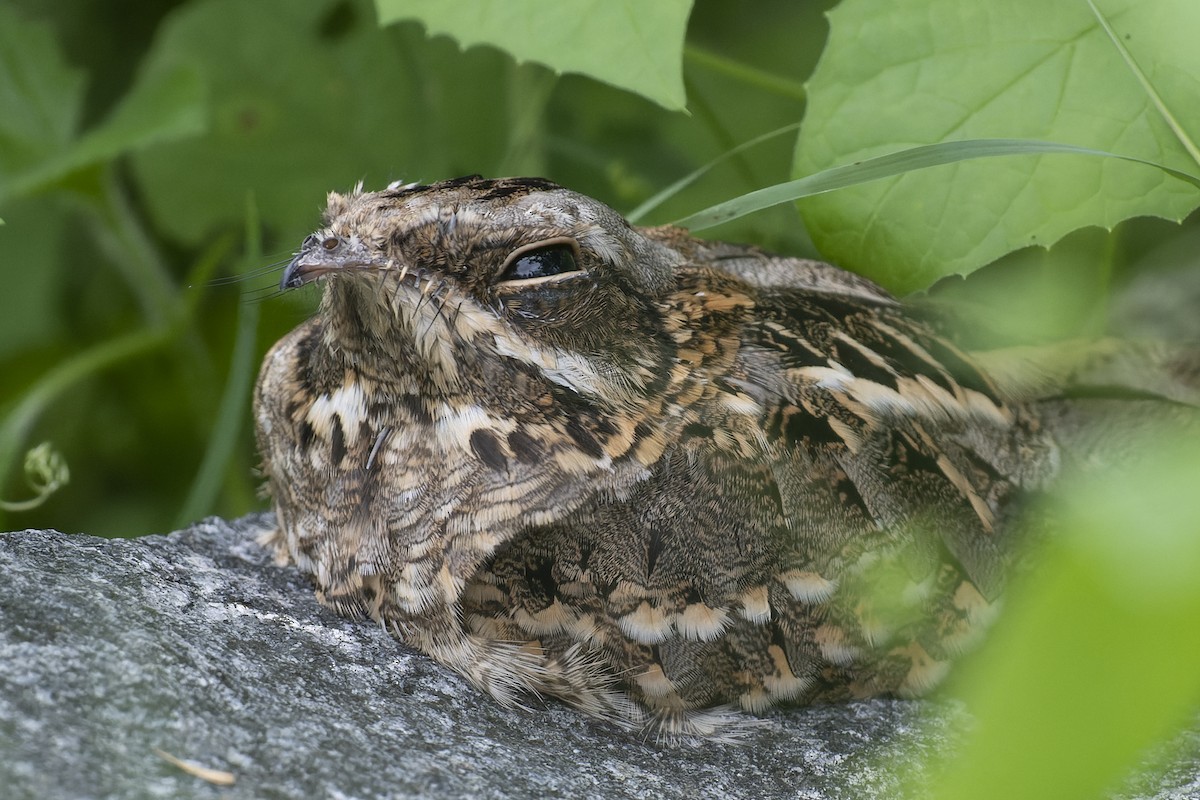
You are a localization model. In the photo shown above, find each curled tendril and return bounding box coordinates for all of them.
[1,442,70,513]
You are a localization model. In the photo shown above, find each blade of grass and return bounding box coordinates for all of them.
[1086,0,1200,170]
[674,138,1200,230]
[626,121,802,223]
[175,194,263,527]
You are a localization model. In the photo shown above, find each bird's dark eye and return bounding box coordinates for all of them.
[497,239,582,283]
[322,237,340,250]
[507,246,574,279]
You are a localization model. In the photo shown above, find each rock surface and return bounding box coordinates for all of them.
[0,516,1195,800]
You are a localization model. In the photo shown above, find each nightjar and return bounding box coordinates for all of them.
[254,175,1193,738]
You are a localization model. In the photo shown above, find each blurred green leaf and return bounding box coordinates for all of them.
[0,5,84,191]
[0,8,78,361]
[0,198,68,359]
[0,8,205,202]
[794,0,1200,293]
[375,0,692,111]
[924,431,1200,800]
[7,65,206,200]
[128,0,516,249]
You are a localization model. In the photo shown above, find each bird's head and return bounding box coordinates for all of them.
[281,176,686,408]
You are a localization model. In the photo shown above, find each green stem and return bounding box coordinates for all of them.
[82,170,180,327]
[175,196,263,526]
[627,122,803,223]
[684,44,807,102]
[0,494,53,513]
[174,296,259,527]
[0,326,172,496]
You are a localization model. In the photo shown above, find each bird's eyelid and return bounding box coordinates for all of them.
[496,236,582,276]
[493,236,587,290]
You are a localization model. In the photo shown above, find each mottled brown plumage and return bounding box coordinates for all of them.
[254,176,1191,738]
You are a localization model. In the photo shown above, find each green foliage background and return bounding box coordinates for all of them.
[0,0,823,535]
[2,0,1199,796]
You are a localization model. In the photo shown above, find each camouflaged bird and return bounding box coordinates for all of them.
[254,176,1189,738]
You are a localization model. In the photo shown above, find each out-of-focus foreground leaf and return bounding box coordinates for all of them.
[794,0,1200,293]
[921,426,1200,800]
[374,0,693,111]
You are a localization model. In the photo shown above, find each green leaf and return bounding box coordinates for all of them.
[59,65,206,179]
[375,0,692,111]
[4,64,207,200]
[922,432,1200,800]
[128,0,519,247]
[0,5,84,189]
[793,0,1200,294]
[0,3,205,203]
[0,198,68,359]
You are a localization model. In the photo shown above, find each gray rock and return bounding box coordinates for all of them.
[0,516,1195,800]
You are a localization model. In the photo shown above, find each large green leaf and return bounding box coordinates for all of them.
[129,0,519,247]
[793,0,1200,293]
[5,65,206,202]
[0,6,203,354]
[375,0,692,111]
[0,5,83,191]
[0,7,79,353]
[0,6,205,203]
